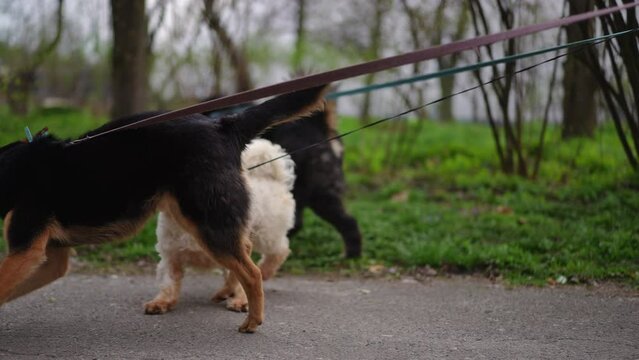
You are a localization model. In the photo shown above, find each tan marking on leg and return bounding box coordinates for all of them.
[213,235,264,333]
[50,214,157,246]
[6,246,71,302]
[0,228,50,304]
[258,249,291,280]
[3,210,13,243]
[157,195,201,240]
[325,98,338,133]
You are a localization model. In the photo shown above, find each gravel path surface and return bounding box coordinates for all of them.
[1,274,637,359]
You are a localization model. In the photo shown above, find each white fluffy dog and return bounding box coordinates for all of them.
[144,139,295,314]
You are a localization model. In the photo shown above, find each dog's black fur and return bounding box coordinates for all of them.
[206,101,362,258]
[261,111,362,258]
[0,85,327,332]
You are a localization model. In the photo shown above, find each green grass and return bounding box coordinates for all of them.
[1,109,638,286]
[0,106,105,142]
[281,117,639,286]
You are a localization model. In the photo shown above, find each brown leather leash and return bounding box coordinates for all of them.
[70,1,639,145]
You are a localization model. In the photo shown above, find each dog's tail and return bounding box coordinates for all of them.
[242,139,296,190]
[220,85,329,146]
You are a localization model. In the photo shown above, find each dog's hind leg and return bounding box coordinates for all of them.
[211,237,263,333]
[309,193,362,258]
[0,211,58,305]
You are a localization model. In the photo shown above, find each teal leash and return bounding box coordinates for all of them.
[327,28,639,99]
[249,30,633,170]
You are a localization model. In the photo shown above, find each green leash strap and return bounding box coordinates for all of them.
[327,28,638,99]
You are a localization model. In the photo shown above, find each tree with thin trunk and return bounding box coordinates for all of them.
[359,0,390,124]
[399,0,469,122]
[291,0,307,72]
[203,0,253,93]
[583,0,639,170]
[562,0,597,138]
[431,1,470,122]
[110,0,149,119]
[5,0,65,115]
[469,0,555,178]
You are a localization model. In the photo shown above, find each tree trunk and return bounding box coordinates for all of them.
[562,0,597,138]
[203,0,253,92]
[433,1,468,122]
[7,71,36,116]
[438,62,455,121]
[359,0,388,124]
[211,49,223,96]
[110,0,149,119]
[291,0,307,72]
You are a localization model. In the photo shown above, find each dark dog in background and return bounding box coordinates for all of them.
[0,86,328,333]
[261,101,362,258]
[207,99,362,258]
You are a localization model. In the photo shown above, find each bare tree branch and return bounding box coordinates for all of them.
[202,0,253,92]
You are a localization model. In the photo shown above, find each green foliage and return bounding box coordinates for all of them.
[0,109,637,286]
[0,107,105,143]
[287,117,638,285]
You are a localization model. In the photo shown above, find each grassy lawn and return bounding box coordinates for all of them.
[1,108,638,286]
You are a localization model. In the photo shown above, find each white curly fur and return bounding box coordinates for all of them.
[144,139,295,314]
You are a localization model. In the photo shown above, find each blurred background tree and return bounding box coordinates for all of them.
[110,0,149,119]
[2,0,65,115]
[562,0,597,139]
[0,0,638,171]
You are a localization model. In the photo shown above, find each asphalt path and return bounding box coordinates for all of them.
[1,273,637,359]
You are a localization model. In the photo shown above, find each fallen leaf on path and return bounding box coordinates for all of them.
[368,264,386,275]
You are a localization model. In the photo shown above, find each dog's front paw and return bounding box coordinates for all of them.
[238,316,262,333]
[226,297,248,313]
[144,299,175,315]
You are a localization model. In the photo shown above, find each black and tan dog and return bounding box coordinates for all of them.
[0,85,327,333]
[208,100,362,258]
